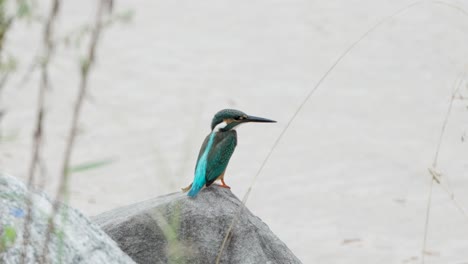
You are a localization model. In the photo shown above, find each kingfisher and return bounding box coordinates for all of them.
[182,109,276,197]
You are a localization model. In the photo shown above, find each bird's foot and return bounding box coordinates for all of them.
[218,179,231,189]
[181,183,192,193]
[216,183,231,189]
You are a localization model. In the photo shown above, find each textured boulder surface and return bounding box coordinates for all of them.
[93,186,302,264]
[0,174,135,264]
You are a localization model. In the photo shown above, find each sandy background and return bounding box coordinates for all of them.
[1,0,468,263]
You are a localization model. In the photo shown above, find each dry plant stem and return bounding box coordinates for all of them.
[0,73,9,92]
[216,1,424,261]
[0,9,14,128]
[421,177,434,264]
[213,1,468,263]
[0,4,13,60]
[16,57,39,90]
[215,195,246,264]
[39,0,112,263]
[432,74,465,167]
[428,168,468,217]
[421,73,467,264]
[0,18,13,53]
[20,0,61,263]
[0,17,13,92]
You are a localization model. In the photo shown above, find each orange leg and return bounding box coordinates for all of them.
[220,179,231,189]
[217,172,231,189]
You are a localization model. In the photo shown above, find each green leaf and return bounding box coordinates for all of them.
[17,0,31,18]
[67,158,115,174]
[115,10,134,23]
[0,133,18,143]
[0,56,17,72]
[0,225,17,252]
[80,57,91,74]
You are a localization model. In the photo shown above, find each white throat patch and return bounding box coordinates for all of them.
[213,121,228,132]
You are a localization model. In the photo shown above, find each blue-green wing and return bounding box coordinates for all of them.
[194,134,210,172]
[205,130,237,186]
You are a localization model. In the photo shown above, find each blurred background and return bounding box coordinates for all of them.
[1,0,468,263]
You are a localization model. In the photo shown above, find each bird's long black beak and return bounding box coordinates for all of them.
[244,115,276,123]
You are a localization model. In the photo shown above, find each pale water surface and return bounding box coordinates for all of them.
[1,1,468,263]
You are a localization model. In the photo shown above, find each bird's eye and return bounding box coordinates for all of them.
[235,116,245,121]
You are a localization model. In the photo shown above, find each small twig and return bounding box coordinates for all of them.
[20,0,61,263]
[15,56,39,90]
[0,17,13,56]
[36,154,49,190]
[39,0,112,262]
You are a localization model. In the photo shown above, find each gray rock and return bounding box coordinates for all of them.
[0,174,135,264]
[93,186,302,264]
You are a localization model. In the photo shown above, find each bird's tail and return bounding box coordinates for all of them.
[187,180,204,197]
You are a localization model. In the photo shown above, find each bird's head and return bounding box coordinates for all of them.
[211,109,276,132]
